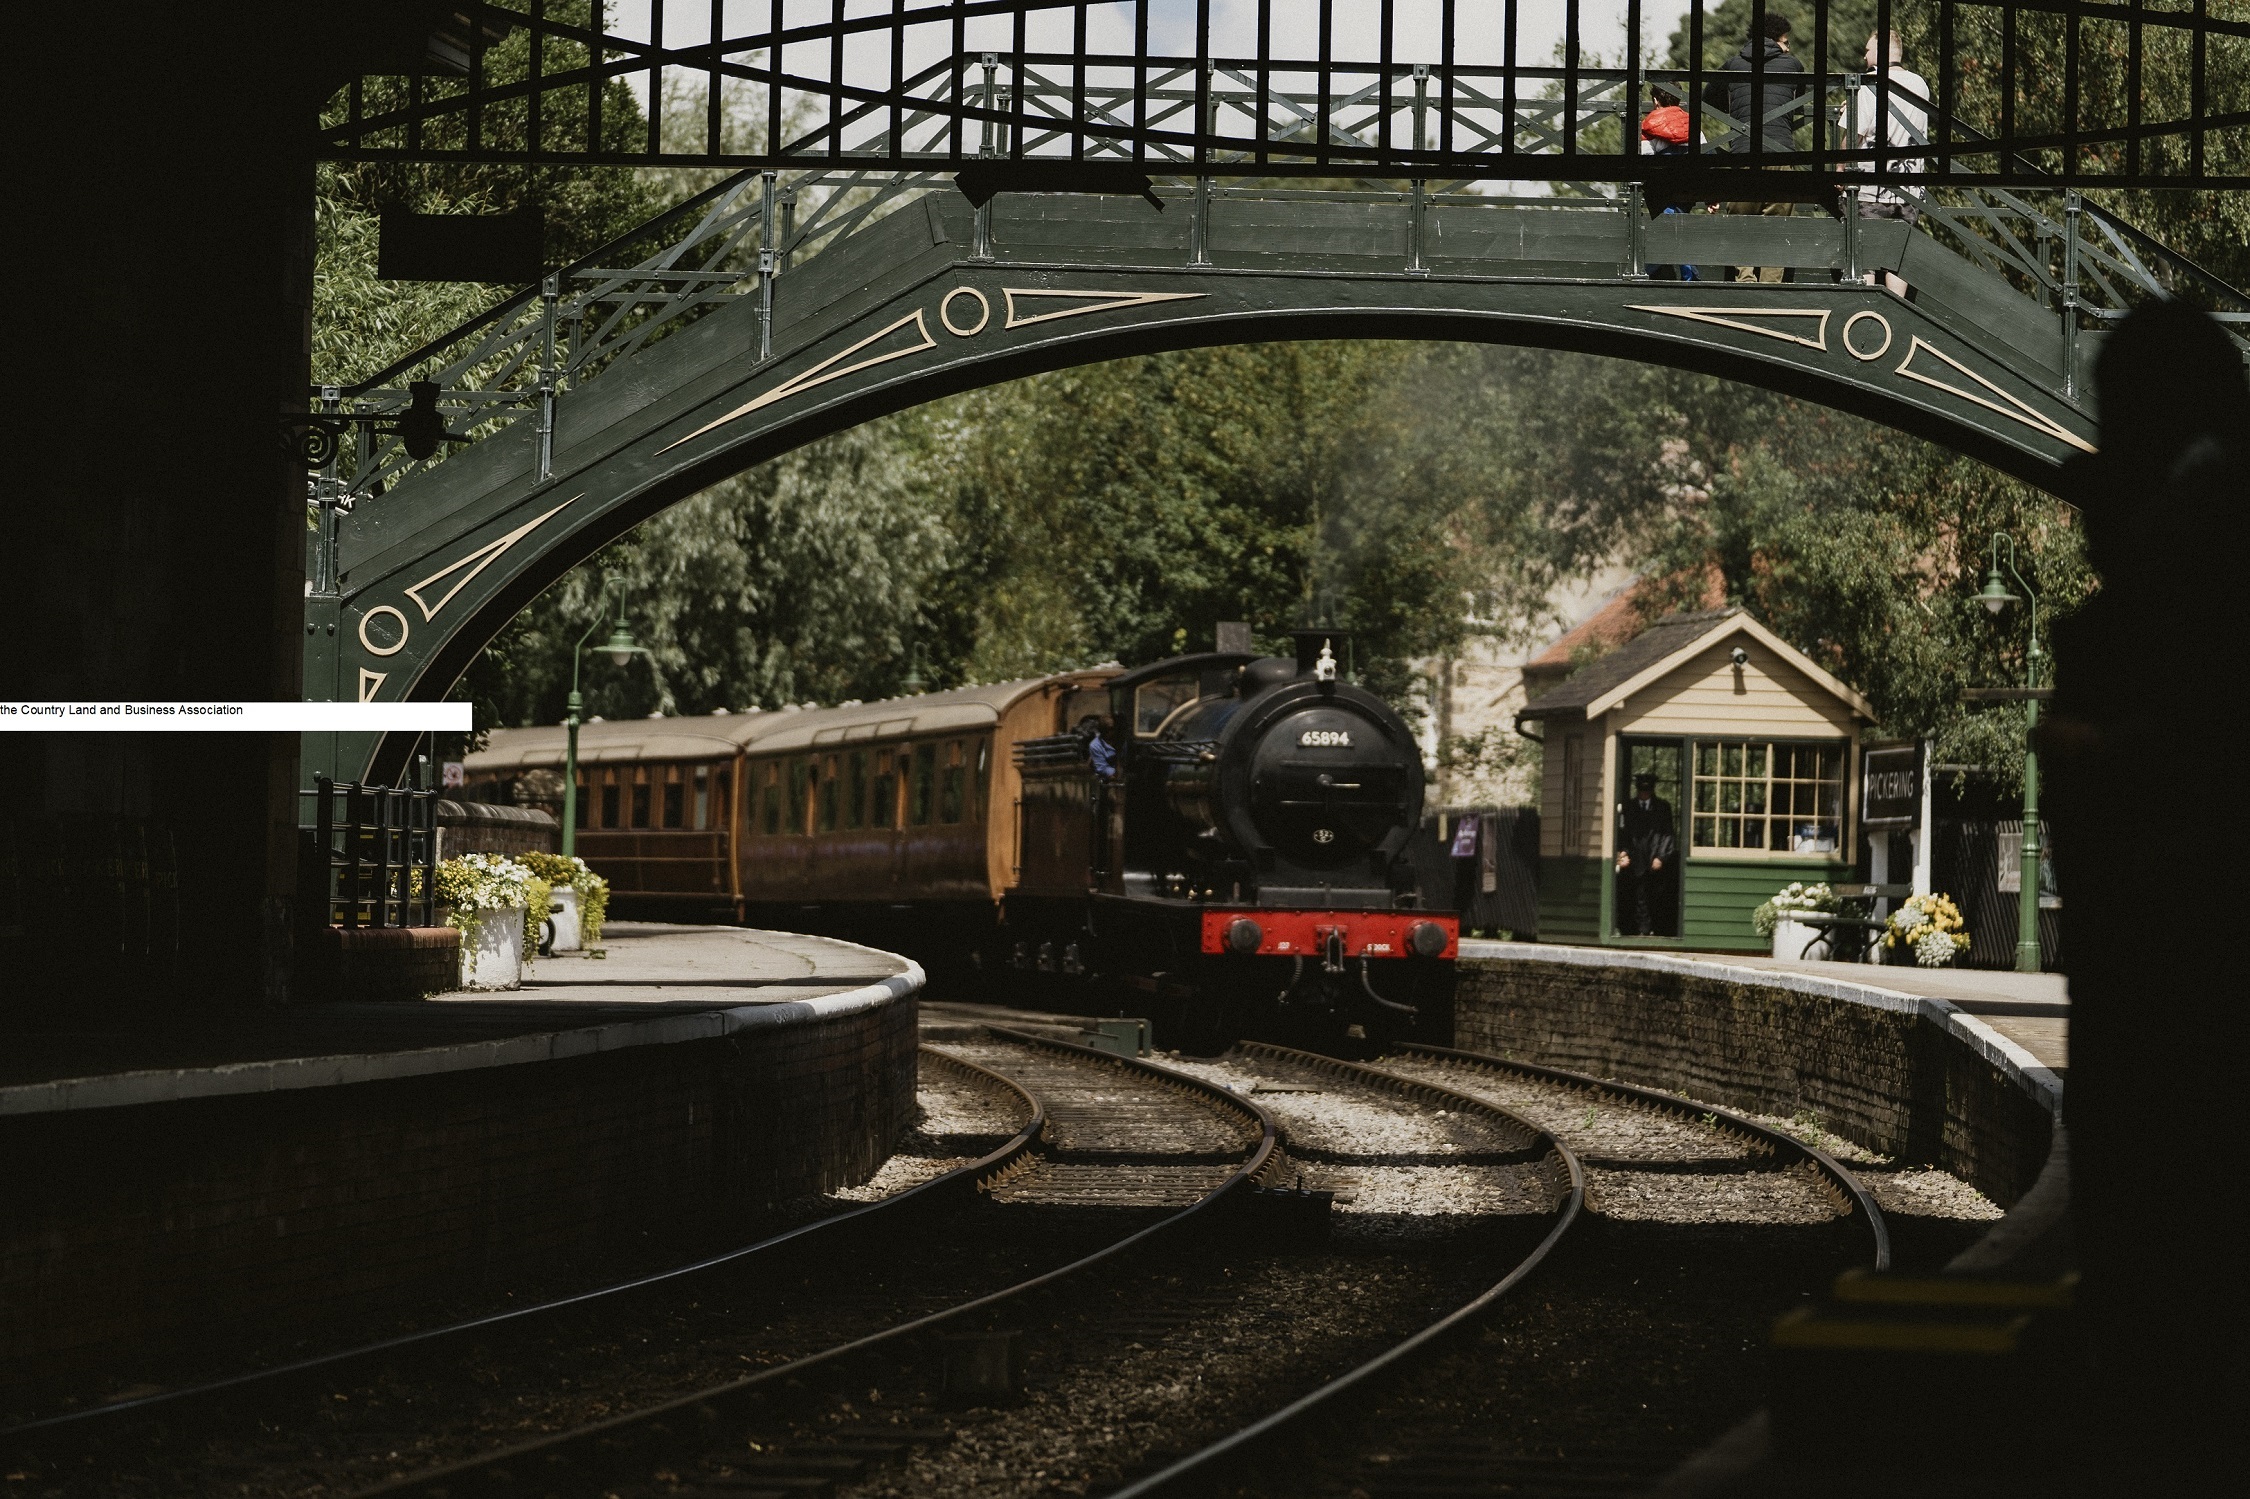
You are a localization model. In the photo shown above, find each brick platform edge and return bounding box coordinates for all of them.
[1452,943,2063,1208]
[0,963,921,1400]
[312,925,462,1002]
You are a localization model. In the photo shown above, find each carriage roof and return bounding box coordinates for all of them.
[468,672,1115,772]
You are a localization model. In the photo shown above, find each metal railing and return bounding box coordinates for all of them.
[316,2,2250,188]
[308,775,440,929]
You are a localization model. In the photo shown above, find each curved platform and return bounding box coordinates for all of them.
[0,925,922,1408]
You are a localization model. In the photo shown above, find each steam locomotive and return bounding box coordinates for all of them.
[465,629,1455,1047]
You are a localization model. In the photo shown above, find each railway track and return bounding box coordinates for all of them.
[321,1024,1279,1498]
[0,1045,1046,1494]
[1109,1041,1891,1499]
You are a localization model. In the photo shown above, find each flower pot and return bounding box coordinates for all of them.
[544,885,582,954]
[459,904,525,990]
[1771,918,1824,961]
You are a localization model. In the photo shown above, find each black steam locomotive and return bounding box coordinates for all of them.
[1007,630,1456,1048]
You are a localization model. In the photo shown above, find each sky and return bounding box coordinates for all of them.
[599,1,1656,136]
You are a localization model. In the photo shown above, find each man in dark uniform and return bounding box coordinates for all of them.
[1614,772,1678,936]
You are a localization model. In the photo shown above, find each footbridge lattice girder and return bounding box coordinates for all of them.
[304,185,2146,781]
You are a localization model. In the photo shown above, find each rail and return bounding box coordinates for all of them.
[1110,1040,1586,1497]
[345,1023,1279,1497]
[0,1044,1042,1455]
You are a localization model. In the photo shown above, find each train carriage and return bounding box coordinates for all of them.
[468,637,1455,1046]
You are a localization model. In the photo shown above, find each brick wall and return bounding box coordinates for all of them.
[315,925,461,1002]
[1453,956,2053,1208]
[0,993,916,1402]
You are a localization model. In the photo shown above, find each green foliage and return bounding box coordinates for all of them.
[461,419,947,725]
[515,852,610,946]
[914,341,1576,714]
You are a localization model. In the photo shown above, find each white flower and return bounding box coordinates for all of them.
[1915,928,1957,967]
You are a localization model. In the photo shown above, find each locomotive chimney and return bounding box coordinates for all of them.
[1290,628,1351,681]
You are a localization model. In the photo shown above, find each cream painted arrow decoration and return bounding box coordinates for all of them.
[403,497,580,623]
[1628,305,1832,351]
[1001,288,1206,330]
[659,310,937,453]
[1892,336,2096,452]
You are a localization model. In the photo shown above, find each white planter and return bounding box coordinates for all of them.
[544,885,582,954]
[459,903,526,990]
[1771,918,1823,961]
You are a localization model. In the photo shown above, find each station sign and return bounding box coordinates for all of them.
[1862,742,1923,829]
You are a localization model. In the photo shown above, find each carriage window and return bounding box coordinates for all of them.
[693,764,710,829]
[574,778,589,828]
[662,777,685,828]
[909,743,936,825]
[761,764,781,835]
[939,740,965,823]
[1691,740,1847,855]
[846,752,869,829]
[1133,674,1200,736]
[974,738,989,823]
[818,754,841,832]
[872,751,899,828]
[714,767,730,830]
[788,759,812,833]
[600,781,618,829]
[631,782,651,829]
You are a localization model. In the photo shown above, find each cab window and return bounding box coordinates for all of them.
[1133,674,1200,736]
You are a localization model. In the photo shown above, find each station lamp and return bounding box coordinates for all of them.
[1977,532,2044,974]
[562,578,650,857]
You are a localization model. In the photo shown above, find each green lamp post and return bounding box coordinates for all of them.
[1977,534,2045,974]
[561,578,649,858]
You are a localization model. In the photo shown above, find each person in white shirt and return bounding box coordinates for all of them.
[1842,31,1930,296]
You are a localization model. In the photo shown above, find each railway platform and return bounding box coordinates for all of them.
[0,924,922,1409]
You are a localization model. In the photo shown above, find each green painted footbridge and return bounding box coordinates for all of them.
[300,3,2250,780]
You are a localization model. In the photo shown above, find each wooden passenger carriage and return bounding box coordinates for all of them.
[464,672,1117,949]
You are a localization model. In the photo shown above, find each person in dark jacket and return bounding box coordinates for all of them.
[1614,773,1678,935]
[1706,12,1808,282]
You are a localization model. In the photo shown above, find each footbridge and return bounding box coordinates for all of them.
[301,1,2250,780]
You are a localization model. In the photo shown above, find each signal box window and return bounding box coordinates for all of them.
[663,778,685,828]
[909,743,936,825]
[818,754,841,832]
[872,752,899,828]
[631,782,651,829]
[846,752,869,829]
[761,764,781,835]
[939,741,965,823]
[1691,740,1846,855]
[601,782,619,829]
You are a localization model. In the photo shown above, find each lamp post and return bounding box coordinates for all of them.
[1977,533,2045,974]
[561,578,649,858]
